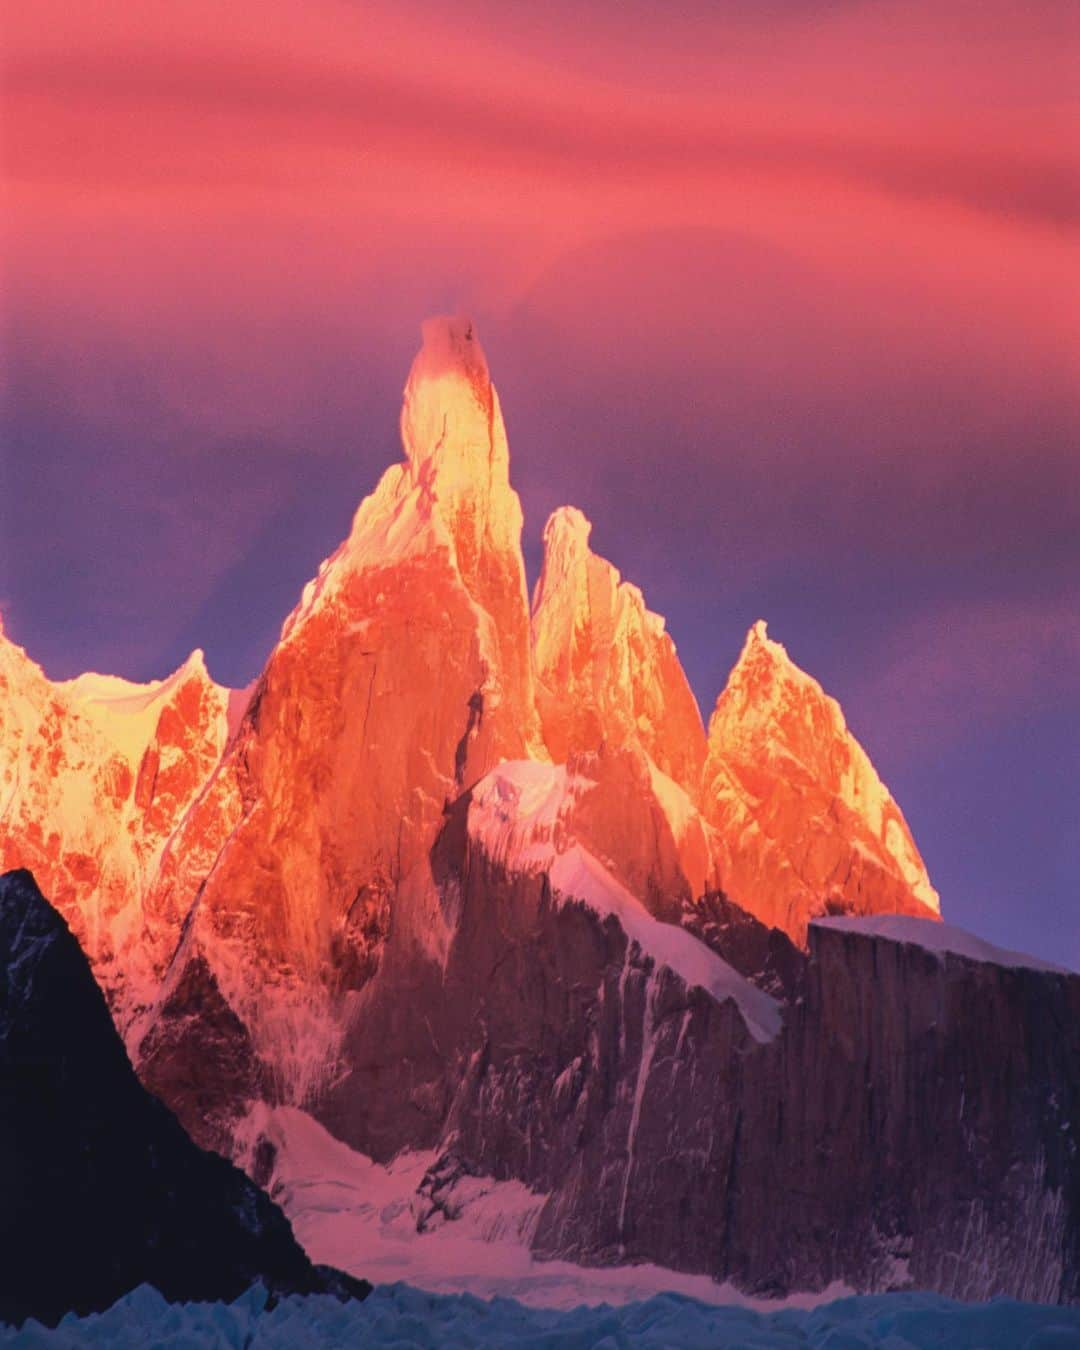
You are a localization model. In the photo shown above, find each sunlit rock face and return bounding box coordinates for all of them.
[529,506,715,909]
[702,621,940,944]
[0,318,940,1135]
[135,317,547,1144]
[0,627,231,1026]
[2,317,1075,1305]
[531,506,706,788]
[528,518,938,946]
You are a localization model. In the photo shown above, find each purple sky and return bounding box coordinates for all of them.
[2,0,1077,968]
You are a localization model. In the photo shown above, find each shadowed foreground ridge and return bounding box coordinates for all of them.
[0,868,370,1328]
[301,829,1080,1304]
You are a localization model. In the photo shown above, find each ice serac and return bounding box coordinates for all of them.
[0,628,232,1028]
[702,620,940,944]
[136,317,544,1146]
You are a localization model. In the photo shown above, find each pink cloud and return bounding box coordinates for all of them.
[3,0,1075,228]
[2,0,1075,692]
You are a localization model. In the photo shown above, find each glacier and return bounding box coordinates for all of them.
[4,1283,1078,1349]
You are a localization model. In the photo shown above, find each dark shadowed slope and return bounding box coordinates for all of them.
[0,868,370,1328]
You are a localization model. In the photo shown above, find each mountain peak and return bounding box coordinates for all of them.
[533,506,596,612]
[400,315,499,490]
[722,619,825,715]
[393,316,525,586]
[415,314,488,385]
[283,317,530,662]
[704,622,940,938]
[739,617,793,666]
[531,504,706,789]
[543,504,593,553]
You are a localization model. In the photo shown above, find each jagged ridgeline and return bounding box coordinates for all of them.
[0,319,1075,1304]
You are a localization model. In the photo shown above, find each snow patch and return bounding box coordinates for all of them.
[550,845,782,1043]
[58,649,227,770]
[646,758,697,842]
[468,762,780,1042]
[467,759,588,872]
[236,1106,850,1312]
[813,914,1071,974]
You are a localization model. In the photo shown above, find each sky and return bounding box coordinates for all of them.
[2,0,1078,968]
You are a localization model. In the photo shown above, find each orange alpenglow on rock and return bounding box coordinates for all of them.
[0,633,233,1021]
[134,316,550,1135]
[528,503,714,907]
[0,317,941,1150]
[701,619,940,943]
[531,505,707,787]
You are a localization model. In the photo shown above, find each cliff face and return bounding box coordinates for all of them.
[1,318,1070,1305]
[310,778,780,1165]
[757,922,1078,1303]
[320,809,1075,1302]
[222,789,1076,1305]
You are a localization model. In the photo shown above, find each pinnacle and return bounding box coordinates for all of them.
[543,506,593,552]
[416,315,489,386]
[399,316,503,491]
[735,618,785,669]
[182,648,210,679]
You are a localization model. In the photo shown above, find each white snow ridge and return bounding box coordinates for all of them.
[468,759,782,1043]
[813,914,1070,975]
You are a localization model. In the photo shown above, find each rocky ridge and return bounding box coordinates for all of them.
[1,318,1069,1304]
[0,629,236,1025]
